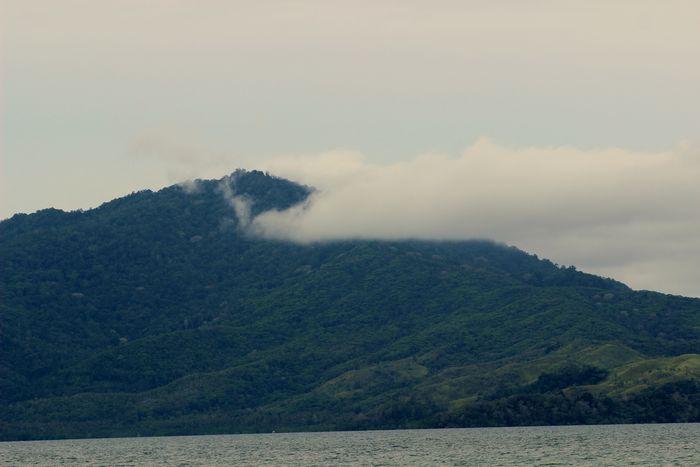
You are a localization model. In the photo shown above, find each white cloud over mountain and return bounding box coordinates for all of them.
[249,140,700,296]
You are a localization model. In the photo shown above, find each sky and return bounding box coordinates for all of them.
[2,1,700,295]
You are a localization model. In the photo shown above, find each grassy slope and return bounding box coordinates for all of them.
[586,354,700,396]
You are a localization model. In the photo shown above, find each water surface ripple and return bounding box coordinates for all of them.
[1,423,698,466]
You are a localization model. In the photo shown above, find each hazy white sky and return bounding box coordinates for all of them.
[2,1,700,295]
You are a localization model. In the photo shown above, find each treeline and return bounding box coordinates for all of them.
[3,379,699,441]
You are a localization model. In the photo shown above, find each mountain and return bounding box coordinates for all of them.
[1,170,699,440]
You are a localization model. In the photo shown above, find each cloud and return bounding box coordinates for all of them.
[217,174,252,230]
[247,139,700,296]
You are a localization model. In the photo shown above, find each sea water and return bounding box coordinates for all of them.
[1,423,699,465]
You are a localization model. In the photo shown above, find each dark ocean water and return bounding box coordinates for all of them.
[1,423,699,466]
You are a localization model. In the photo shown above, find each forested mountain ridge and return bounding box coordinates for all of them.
[1,170,699,440]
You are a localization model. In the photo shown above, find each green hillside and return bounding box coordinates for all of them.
[1,170,699,440]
